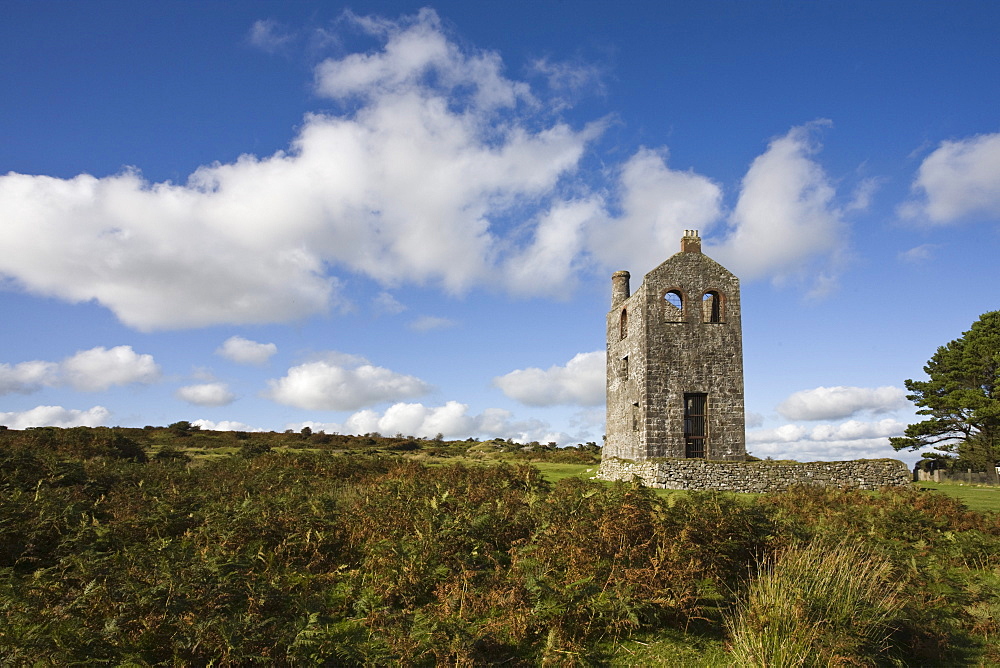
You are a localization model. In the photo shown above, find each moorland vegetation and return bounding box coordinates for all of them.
[1,425,999,666]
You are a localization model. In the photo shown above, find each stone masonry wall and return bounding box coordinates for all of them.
[605,233,746,463]
[598,457,911,492]
[638,251,745,460]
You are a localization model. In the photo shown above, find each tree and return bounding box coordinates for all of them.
[891,311,1000,469]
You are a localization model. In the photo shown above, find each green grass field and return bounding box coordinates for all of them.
[916,480,1000,513]
[531,461,600,483]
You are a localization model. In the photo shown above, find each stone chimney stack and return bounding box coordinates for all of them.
[681,229,702,253]
[611,270,631,308]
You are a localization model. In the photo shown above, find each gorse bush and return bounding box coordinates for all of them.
[2,433,999,665]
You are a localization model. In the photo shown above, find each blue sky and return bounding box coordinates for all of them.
[2,1,999,464]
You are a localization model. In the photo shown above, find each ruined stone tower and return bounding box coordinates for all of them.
[604,230,746,461]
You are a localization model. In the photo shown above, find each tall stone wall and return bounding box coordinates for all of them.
[598,457,911,492]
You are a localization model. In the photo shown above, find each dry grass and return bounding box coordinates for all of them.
[726,541,903,667]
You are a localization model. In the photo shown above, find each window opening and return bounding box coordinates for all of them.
[621,355,629,379]
[664,289,684,322]
[702,291,722,323]
[684,393,707,458]
[620,308,628,339]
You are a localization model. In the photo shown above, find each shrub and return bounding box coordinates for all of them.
[726,541,903,667]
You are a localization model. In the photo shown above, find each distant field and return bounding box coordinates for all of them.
[916,481,1000,513]
[531,461,600,483]
[533,462,1000,513]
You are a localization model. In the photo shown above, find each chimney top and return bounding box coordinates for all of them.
[681,229,701,253]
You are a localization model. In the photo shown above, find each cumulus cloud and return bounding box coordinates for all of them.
[264,355,431,411]
[0,360,59,394]
[315,8,531,110]
[505,198,601,296]
[747,418,908,462]
[0,167,340,330]
[0,9,599,330]
[708,122,846,288]
[588,148,723,275]
[900,132,1000,223]
[61,346,161,391]
[0,346,160,395]
[494,351,605,407]
[300,400,561,443]
[216,336,278,365]
[175,382,236,407]
[343,401,475,437]
[0,10,865,333]
[0,405,111,429]
[192,419,262,431]
[776,385,908,421]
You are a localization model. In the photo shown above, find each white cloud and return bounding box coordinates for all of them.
[316,8,531,110]
[587,147,723,276]
[408,315,456,332]
[176,382,236,407]
[192,419,262,432]
[747,418,908,462]
[373,291,407,315]
[216,336,278,365]
[710,121,847,291]
[264,356,431,411]
[898,244,937,263]
[248,19,294,54]
[0,10,867,332]
[845,175,882,212]
[806,418,906,441]
[529,56,605,100]
[0,9,599,330]
[61,346,161,392]
[494,351,605,407]
[0,360,59,394]
[303,400,563,443]
[0,346,160,395]
[343,400,475,437]
[900,132,1000,223]
[505,198,600,297]
[776,385,908,421]
[0,405,111,429]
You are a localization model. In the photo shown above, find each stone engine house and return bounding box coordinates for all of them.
[605,230,746,461]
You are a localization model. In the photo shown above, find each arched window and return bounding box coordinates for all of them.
[663,289,684,322]
[702,291,723,323]
[619,308,628,339]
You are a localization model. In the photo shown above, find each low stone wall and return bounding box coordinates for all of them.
[916,468,1000,485]
[597,457,911,492]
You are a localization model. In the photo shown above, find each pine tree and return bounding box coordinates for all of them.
[891,311,1000,469]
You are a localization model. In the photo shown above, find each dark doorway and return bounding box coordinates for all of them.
[684,393,707,458]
